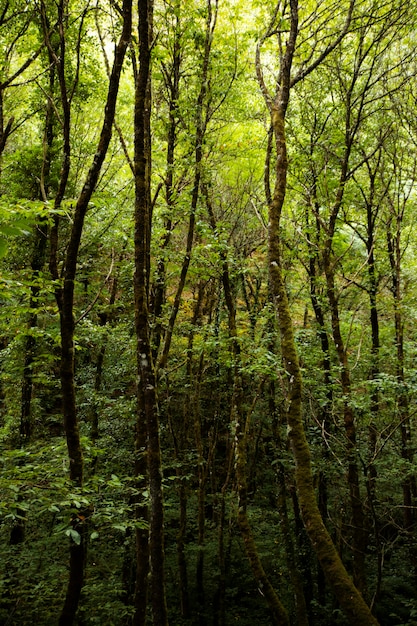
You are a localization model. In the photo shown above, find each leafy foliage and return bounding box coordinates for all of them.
[1,0,417,624]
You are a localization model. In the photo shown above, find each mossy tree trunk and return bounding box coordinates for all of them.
[257,1,378,623]
[268,110,377,623]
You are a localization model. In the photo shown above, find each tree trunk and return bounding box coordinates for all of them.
[44,3,133,623]
[177,481,189,618]
[258,1,378,621]
[157,0,216,372]
[206,194,290,625]
[90,269,119,448]
[150,2,181,359]
[272,402,309,625]
[322,256,368,594]
[59,521,87,626]
[213,436,234,626]
[386,215,416,530]
[305,205,333,606]
[133,399,150,626]
[366,180,380,503]
[134,1,168,623]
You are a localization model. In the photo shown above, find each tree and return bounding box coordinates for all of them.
[256,0,379,622]
[39,1,133,622]
[133,0,169,623]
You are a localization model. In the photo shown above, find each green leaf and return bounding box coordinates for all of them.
[109,474,123,487]
[66,528,81,545]
[111,523,127,533]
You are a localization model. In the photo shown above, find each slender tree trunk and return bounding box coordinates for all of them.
[133,389,150,626]
[175,286,206,619]
[270,383,309,626]
[150,3,181,359]
[90,268,119,447]
[43,3,133,622]
[19,1,55,465]
[206,193,290,625]
[386,212,416,531]
[305,206,333,606]
[134,1,168,623]
[360,164,385,608]
[11,217,49,547]
[177,481,189,618]
[234,393,290,625]
[319,126,368,596]
[58,522,87,626]
[213,435,234,626]
[322,257,368,594]
[366,187,380,500]
[191,352,208,626]
[20,224,48,442]
[157,0,217,372]
[55,0,132,482]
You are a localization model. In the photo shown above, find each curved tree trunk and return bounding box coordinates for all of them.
[42,2,133,623]
[257,1,378,623]
[269,190,377,624]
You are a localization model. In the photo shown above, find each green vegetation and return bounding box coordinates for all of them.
[1,0,417,624]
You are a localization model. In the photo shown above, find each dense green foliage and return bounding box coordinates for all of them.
[1,0,417,624]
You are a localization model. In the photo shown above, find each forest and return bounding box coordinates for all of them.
[1,0,417,624]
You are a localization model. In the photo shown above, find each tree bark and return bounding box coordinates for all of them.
[271,385,309,626]
[58,521,87,626]
[150,1,181,359]
[134,0,169,623]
